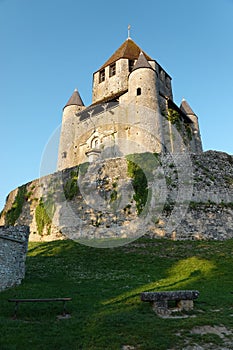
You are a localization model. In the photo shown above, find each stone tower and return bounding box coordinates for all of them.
[57,89,85,170]
[57,37,202,171]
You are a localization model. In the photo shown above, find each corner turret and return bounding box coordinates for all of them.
[63,89,85,120]
[180,99,202,153]
[126,52,164,152]
[57,89,86,170]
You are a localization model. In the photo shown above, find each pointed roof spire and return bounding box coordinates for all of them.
[131,51,153,72]
[64,89,84,109]
[180,99,197,116]
[99,38,152,70]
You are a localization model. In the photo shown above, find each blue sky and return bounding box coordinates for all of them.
[0,0,233,210]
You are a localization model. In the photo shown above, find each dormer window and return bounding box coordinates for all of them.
[128,59,134,73]
[99,69,105,83]
[109,62,116,77]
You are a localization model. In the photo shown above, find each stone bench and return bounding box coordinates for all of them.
[8,298,72,319]
[141,290,199,316]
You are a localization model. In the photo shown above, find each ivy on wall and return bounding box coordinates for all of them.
[5,185,27,226]
[167,108,193,144]
[127,154,153,214]
[64,168,79,200]
[35,198,55,236]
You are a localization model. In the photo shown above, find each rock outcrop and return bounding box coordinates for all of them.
[0,151,233,242]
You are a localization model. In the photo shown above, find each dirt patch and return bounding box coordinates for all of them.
[190,325,232,339]
[174,325,233,350]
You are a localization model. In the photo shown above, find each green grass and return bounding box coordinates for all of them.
[1,238,233,349]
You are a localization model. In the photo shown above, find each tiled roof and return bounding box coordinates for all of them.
[180,99,196,116]
[99,38,152,70]
[64,89,84,109]
[131,51,154,72]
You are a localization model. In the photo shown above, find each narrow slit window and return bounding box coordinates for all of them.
[109,62,116,77]
[99,69,105,83]
[128,59,134,72]
[137,88,141,96]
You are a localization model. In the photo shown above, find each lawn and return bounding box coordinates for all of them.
[1,238,233,349]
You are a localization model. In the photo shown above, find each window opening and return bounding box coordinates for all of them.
[137,88,141,96]
[128,59,135,72]
[91,138,99,149]
[99,69,105,83]
[109,62,116,77]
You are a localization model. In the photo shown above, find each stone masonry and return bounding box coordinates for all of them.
[0,150,233,242]
[0,226,29,291]
[57,38,202,171]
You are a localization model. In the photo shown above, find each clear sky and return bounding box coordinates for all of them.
[0,0,233,210]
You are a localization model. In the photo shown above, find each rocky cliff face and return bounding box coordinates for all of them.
[0,150,233,243]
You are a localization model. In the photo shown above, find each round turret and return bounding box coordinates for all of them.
[62,89,85,120]
[128,52,159,111]
[58,89,85,170]
[127,52,164,153]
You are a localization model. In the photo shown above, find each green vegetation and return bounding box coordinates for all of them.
[224,175,233,186]
[64,168,79,200]
[127,158,148,214]
[110,189,118,202]
[167,108,181,130]
[79,162,89,176]
[35,198,55,235]
[167,108,193,144]
[127,153,159,214]
[188,201,233,210]
[5,185,27,225]
[1,238,233,349]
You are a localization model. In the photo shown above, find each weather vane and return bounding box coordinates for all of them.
[128,24,131,39]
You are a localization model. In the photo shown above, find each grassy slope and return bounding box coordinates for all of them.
[1,238,233,349]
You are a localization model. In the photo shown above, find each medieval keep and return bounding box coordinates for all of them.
[57,37,202,171]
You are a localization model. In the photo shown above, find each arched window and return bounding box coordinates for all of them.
[137,87,141,96]
[91,137,99,149]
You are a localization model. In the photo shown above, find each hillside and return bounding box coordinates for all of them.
[1,238,233,349]
[0,150,233,242]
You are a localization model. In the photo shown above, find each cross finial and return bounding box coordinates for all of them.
[128,24,131,39]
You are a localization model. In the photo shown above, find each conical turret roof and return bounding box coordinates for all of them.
[99,38,152,70]
[64,89,84,109]
[180,99,196,116]
[131,51,154,72]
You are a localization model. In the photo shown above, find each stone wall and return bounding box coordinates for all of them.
[0,226,29,291]
[0,151,233,242]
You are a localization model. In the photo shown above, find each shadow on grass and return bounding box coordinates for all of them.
[102,256,215,306]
